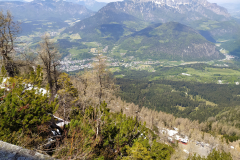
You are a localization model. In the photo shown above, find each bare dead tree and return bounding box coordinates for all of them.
[94,54,107,105]
[0,11,20,77]
[37,34,61,100]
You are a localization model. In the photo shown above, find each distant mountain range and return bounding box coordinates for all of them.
[0,0,107,11]
[103,0,230,23]
[219,3,240,19]
[0,0,94,21]
[66,0,107,11]
[66,0,236,41]
[67,0,233,36]
[63,0,238,61]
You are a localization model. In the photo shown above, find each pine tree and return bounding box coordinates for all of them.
[123,142,152,160]
[57,72,78,124]
[0,67,57,146]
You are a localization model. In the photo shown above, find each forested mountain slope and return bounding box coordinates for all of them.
[114,64,240,134]
[64,6,149,43]
[115,22,224,61]
[65,18,224,61]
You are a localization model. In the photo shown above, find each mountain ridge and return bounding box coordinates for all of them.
[66,0,232,38]
[0,0,94,21]
[127,0,230,18]
[107,0,229,23]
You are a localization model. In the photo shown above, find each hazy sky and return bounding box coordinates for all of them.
[208,0,240,4]
[96,0,240,4]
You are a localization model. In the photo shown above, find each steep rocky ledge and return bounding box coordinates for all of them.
[0,140,55,160]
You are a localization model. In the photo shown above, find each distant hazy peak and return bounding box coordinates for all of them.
[64,0,107,11]
[66,0,95,2]
[65,0,95,4]
[33,0,64,2]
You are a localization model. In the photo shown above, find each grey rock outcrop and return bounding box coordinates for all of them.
[100,0,230,24]
[130,0,230,17]
[0,140,55,160]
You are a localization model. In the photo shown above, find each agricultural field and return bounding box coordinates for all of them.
[194,20,220,30]
[112,63,240,85]
[182,67,240,84]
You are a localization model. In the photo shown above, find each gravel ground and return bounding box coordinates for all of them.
[179,141,211,158]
